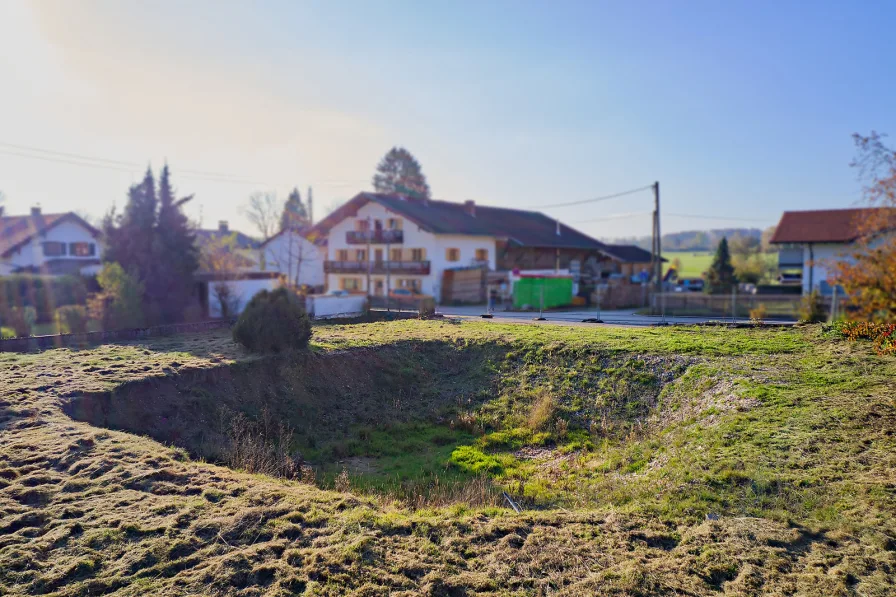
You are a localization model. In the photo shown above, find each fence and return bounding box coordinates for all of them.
[0,319,235,353]
[650,292,830,318]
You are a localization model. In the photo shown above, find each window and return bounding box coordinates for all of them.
[355,249,367,261]
[42,241,66,256]
[446,248,460,262]
[398,279,421,292]
[355,219,370,231]
[390,248,402,261]
[69,242,95,257]
[341,278,362,291]
[387,218,402,230]
[475,248,488,262]
[410,248,425,261]
[336,249,349,261]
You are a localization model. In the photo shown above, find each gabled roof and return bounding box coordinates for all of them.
[259,226,327,248]
[194,228,259,250]
[599,244,660,263]
[315,192,607,250]
[770,208,896,244]
[0,212,100,257]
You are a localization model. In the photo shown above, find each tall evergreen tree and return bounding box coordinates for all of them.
[372,147,431,200]
[705,237,737,294]
[103,168,157,283]
[152,165,199,323]
[103,166,199,324]
[280,187,308,230]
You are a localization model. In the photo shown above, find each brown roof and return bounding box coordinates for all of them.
[0,212,100,257]
[770,208,896,244]
[315,193,607,251]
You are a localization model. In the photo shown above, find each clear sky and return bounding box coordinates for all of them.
[1,0,894,240]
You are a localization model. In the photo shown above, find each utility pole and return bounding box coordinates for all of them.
[652,181,662,296]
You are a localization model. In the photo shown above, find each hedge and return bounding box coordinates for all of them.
[0,275,92,323]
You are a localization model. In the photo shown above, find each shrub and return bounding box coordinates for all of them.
[0,275,89,322]
[0,305,36,336]
[798,290,826,323]
[527,391,557,432]
[836,321,896,355]
[0,326,16,339]
[90,263,145,330]
[749,303,768,324]
[232,287,311,353]
[55,305,89,334]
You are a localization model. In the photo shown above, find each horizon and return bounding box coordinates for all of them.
[2,0,894,239]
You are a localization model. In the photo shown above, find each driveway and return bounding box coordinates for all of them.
[436,304,796,327]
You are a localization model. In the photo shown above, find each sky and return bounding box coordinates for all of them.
[1,0,894,240]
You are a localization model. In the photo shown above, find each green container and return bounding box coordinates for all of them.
[513,276,573,309]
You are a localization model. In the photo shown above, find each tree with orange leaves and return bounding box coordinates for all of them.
[832,133,896,322]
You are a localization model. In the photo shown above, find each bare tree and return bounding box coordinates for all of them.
[0,190,5,217]
[199,233,247,318]
[264,229,313,289]
[243,192,282,240]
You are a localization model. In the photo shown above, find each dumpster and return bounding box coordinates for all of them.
[512,275,574,309]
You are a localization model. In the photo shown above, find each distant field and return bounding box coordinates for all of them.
[664,250,776,278]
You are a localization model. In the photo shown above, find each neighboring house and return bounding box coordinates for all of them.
[770,207,895,294]
[258,227,326,290]
[315,192,656,302]
[194,220,261,272]
[0,207,102,276]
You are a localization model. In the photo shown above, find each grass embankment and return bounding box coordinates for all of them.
[1,321,895,595]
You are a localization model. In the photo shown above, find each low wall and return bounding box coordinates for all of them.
[650,292,831,317]
[306,294,368,319]
[0,320,234,353]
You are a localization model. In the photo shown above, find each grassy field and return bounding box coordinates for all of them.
[664,250,777,278]
[1,321,895,595]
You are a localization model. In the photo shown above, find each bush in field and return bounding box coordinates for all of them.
[836,320,896,355]
[232,287,311,353]
[55,305,89,334]
[749,303,768,324]
[0,305,36,337]
[1,326,16,339]
[798,290,826,323]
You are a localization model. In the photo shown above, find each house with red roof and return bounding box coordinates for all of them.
[770,207,895,294]
[0,207,102,276]
[313,192,656,303]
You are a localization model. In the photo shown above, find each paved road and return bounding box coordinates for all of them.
[436,304,796,327]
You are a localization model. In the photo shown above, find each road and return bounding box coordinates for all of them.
[435,304,797,327]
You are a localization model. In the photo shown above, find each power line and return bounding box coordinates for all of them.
[0,142,270,185]
[666,212,773,223]
[580,210,653,223]
[527,184,654,209]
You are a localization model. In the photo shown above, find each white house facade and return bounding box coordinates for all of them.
[771,208,894,294]
[322,198,496,300]
[0,208,102,276]
[259,228,326,289]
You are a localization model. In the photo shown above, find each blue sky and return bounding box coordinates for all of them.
[1,0,894,239]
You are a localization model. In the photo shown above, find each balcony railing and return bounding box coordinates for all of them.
[345,229,404,244]
[324,260,431,275]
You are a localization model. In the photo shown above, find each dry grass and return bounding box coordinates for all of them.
[1,324,895,595]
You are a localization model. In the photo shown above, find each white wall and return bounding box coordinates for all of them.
[206,278,277,318]
[5,219,101,274]
[261,231,325,288]
[307,294,367,318]
[325,201,497,302]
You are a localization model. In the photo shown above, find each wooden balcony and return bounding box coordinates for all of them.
[324,260,431,275]
[345,229,404,244]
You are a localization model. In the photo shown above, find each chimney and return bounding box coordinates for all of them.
[218,220,228,233]
[556,218,561,236]
[31,206,42,217]
[464,200,476,217]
